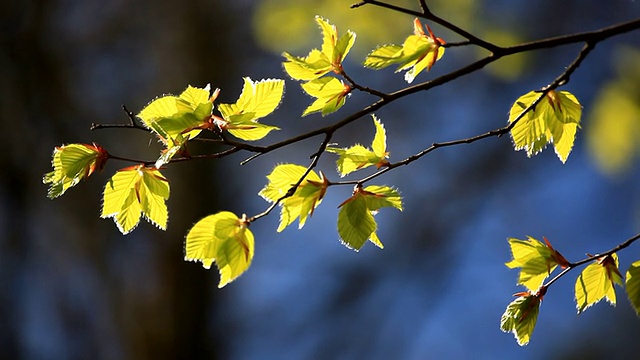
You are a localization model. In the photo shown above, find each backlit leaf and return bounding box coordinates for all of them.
[184,211,254,288]
[626,260,640,316]
[282,16,355,81]
[509,90,582,163]
[259,164,327,232]
[301,77,351,116]
[338,193,376,250]
[101,165,170,234]
[505,236,567,291]
[363,18,445,83]
[337,185,402,250]
[575,253,622,314]
[326,115,389,176]
[43,143,109,199]
[500,291,543,346]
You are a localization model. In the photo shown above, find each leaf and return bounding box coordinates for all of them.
[101,165,170,234]
[326,115,390,176]
[184,211,254,288]
[505,236,568,291]
[626,260,640,316]
[300,77,351,116]
[43,143,109,199]
[500,290,544,346]
[138,84,215,140]
[337,193,376,250]
[282,16,355,81]
[216,78,283,141]
[337,185,403,250]
[509,90,582,163]
[363,18,445,83]
[575,253,623,314]
[259,164,328,232]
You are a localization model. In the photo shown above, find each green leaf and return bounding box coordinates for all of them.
[363,18,445,83]
[337,185,402,250]
[138,84,215,140]
[505,236,567,291]
[626,260,640,316]
[509,90,582,163]
[259,164,327,232]
[337,193,376,250]
[43,143,109,199]
[301,77,350,116]
[216,78,283,141]
[362,185,403,211]
[282,16,355,81]
[184,211,254,288]
[326,115,389,176]
[500,291,543,346]
[101,165,170,234]
[575,253,623,314]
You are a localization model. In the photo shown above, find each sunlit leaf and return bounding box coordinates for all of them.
[301,77,351,116]
[43,143,109,199]
[138,84,215,141]
[337,185,402,250]
[101,165,170,234]
[575,253,623,314]
[216,78,283,141]
[282,16,355,81]
[363,18,445,83]
[184,211,254,288]
[500,291,543,346]
[509,90,582,163]
[259,164,327,232]
[626,260,640,316]
[505,236,568,291]
[338,193,376,250]
[326,115,389,175]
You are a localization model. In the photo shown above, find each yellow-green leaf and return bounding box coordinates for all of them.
[362,185,403,211]
[259,164,327,232]
[300,77,350,116]
[626,260,640,316]
[101,165,170,234]
[219,77,284,121]
[282,17,355,81]
[500,292,542,346]
[326,115,389,176]
[184,211,254,288]
[337,193,376,251]
[509,90,582,163]
[505,236,565,291]
[575,253,622,314]
[363,18,445,83]
[43,143,108,199]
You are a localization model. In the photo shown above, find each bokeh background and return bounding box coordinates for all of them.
[2,0,640,359]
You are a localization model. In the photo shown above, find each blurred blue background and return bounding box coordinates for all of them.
[2,0,640,359]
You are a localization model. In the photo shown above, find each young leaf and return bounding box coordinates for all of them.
[282,16,355,81]
[337,185,403,250]
[216,78,283,141]
[184,211,254,288]
[500,289,545,346]
[101,165,170,234]
[43,143,109,199]
[337,192,376,250]
[625,260,640,316]
[505,236,568,291]
[364,18,445,83]
[259,164,328,232]
[575,253,623,314]
[300,77,351,116]
[509,90,582,163]
[326,115,390,176]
